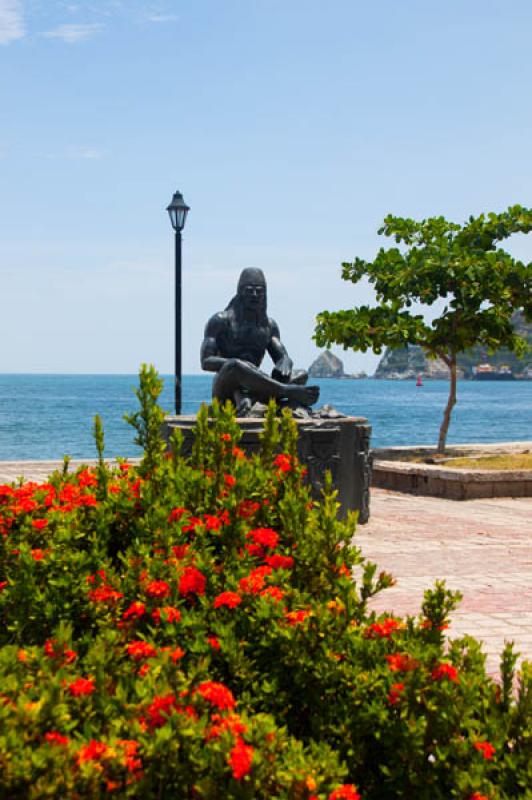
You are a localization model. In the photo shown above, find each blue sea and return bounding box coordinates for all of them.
[0,374,530,461]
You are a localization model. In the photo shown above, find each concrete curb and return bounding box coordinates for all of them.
[371,442,532,499]
[372,460,532,499]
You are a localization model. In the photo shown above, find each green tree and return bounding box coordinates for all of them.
[315,205,532,451]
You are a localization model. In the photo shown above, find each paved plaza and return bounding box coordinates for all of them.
[358,489,532,678]
[1,461,530,679]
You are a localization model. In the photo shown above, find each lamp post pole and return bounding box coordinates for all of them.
[174,228,182,415]
[166,190,190,416]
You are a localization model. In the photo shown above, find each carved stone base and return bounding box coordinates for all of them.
[162,415,372,523]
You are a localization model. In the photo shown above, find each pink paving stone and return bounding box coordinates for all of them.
[356,488,532,678]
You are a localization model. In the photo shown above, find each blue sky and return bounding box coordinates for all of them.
[1,0,532,375]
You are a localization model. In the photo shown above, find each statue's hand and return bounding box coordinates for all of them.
[272,356,293,383]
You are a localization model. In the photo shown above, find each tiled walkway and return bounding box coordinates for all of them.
[1,461,530,678]
[0,459,135,483]
[357,489,532,678]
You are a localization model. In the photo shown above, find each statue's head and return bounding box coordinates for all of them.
[235,268,267,315]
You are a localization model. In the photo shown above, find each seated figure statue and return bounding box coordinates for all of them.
[200,268,320,416]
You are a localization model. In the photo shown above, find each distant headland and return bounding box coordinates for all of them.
[312,312,532,381]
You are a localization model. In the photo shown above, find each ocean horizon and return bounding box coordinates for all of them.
[0,373,530,461]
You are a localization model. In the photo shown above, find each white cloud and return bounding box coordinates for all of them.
[57,1,117,16]
[67,145,107,160]
[44,145,108,160]
[0,0,25,44]
[146,13,179,23]
[42,22,103,42]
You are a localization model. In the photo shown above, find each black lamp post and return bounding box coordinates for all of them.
[166,189,190,415]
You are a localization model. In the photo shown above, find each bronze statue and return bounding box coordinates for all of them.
[201,268,320,415]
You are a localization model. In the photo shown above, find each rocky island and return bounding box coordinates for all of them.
[308,351,366,379]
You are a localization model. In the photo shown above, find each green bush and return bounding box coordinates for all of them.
[0,365,530,799]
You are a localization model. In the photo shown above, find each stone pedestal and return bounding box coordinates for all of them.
[162,415,372,523]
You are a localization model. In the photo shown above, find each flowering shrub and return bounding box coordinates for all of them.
[0,365,530,799]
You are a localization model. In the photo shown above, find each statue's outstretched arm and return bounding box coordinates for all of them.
[267,319,293,382]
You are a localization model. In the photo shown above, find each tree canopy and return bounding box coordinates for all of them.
[315,205,532,450]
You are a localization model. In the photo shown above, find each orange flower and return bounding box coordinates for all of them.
[152,605,181,624]
[246,543,265,558]
[420,618,448,631]
[273,453,292,473]
[206,712,247,740]
[239,566,272,594]
[388,682,405,706]
[182,515,202,533]
[122,601,147,621]
[196,681,236,710]
[77,469,98,489]
[203,514,224,532]
[385,654,418,673]
[214,591,242,609]
[86,569,107,585]
[145,580,171,599]
[178,566,206,596]
[246,528,279,549]
[63,648,77,665]
[431,662,459,683]
[474,741,496,760]
[260,585,284,602]
[116,739,142,773]
[168,647,185,662]
[77,493,97,508]
[168,506,187,523]
[76,739,109,764]
[236,500,260,519]
[45,731,69,746]
[364,618,402,639]
[68,677,95,697]
[44,639,77,665]
[264,554,294,570]
[171,544,189,560]
[329,786,361,800]
[145,693,177,728]
[228,737,253,779]
[285,609,310,626]
[126,641,158,662]
[88,585,123,603]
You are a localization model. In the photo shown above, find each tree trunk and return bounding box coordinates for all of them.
[437,355,457,453]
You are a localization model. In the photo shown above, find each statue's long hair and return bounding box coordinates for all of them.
[224,268,269,328]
